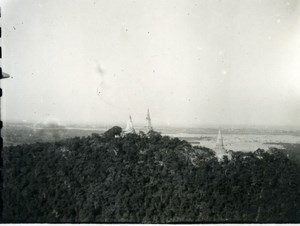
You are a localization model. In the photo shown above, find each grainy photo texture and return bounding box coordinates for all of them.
[1,0,300,223]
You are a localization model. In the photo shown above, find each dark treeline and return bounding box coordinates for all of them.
[2,127,300,223]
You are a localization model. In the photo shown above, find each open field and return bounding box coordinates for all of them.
[3,122,300,152]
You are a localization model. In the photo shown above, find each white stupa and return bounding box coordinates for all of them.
[123,115,136,134]
[214,129,229,160]
[146,108,153,132]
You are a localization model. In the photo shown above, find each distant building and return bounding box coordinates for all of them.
[146,108,153,133]
[214,129,232,160]
[123,115,136,134]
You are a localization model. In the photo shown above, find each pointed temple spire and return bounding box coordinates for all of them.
[124,115,135,134]
[215,129,225,150]
[146,108,153,132]
[214,128,227,160]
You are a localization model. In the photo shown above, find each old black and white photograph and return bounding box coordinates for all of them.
[1,0,300,223]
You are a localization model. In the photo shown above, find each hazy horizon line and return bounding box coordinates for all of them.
[4,119,300,130]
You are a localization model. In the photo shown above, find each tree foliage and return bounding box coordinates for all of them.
[2,128,300,222]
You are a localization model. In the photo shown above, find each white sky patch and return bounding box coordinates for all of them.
[2,0,300,127]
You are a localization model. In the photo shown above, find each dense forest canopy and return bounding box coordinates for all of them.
[2,127,300,222]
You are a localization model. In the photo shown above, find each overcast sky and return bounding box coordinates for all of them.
[2,0,300,127]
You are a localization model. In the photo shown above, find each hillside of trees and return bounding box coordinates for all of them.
[2,127,300,223]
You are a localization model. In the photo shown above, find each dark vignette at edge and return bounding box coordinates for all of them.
[0,6,4,221]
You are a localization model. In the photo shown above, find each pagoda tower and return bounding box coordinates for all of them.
[146,108,153,132]
[214,129,227,159]
[123,115,135,134]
